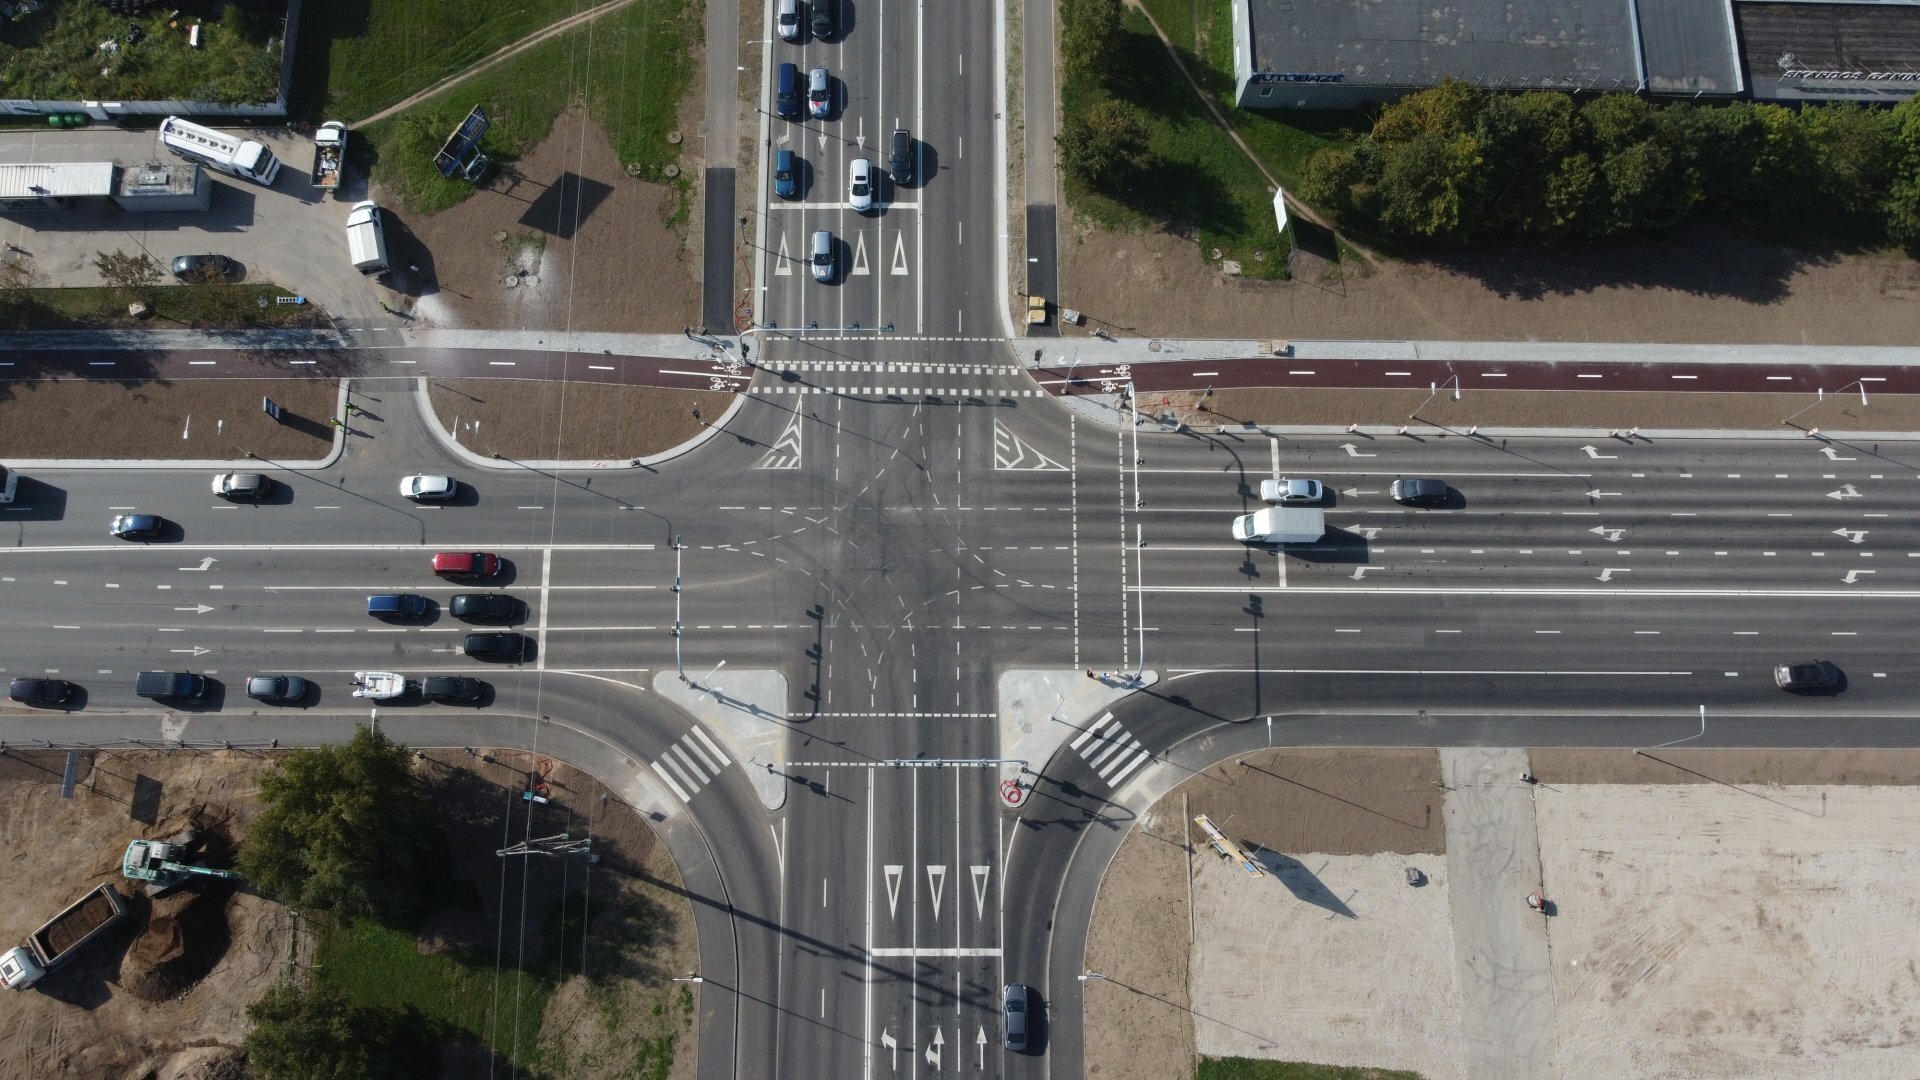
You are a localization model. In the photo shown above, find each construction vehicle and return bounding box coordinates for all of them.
[122,839,239,895]
[0,884,129,990]
[309,121,347,191]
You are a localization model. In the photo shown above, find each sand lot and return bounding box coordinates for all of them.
[1088,751,1920,1080]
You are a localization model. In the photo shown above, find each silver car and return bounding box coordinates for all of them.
[1259,477,1321,503]
[777,0,800,40]
[810,230,835,282]
[401,474,457,501]
[1003,983,1030,1052]
[212,471,270,499]
[807,66,831,118]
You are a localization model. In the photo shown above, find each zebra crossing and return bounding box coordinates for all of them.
[1068,712,1152,788]
[649,725,733,802]
[750,386,1047,397]
[762,360,1022,376]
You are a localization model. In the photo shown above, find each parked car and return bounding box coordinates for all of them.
[848,156,874,212]
[245,674,309,704]
[432,551,501,579]
[810,0,834,40]
[170,253,237,281]
[807,66,831,118]
[462,632,530,662]
[1003,983,1030,1052]
[450,593,520,623]
[810,230,835,282]
[1774,660,1841,691]
[422,676,487,704]
[777,0,801,40]
[109,513,166,540]
[368,593,430,619]
[212,471,271,499]
[1390,478,1449,506]
[401,474,458,502]
[8,677,75,706]
[773,148,799,199]
[1259,478,1322,504]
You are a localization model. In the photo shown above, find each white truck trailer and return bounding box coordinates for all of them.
[0,884,129,990]
[1231,506,1326,544]
[159,116,281,186]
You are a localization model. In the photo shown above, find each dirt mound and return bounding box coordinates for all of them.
[122,886,238,1002]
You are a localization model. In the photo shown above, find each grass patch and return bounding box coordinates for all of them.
[313,917,552,1072]
[297,0,591,121]
[0,0,283,104]
[355,0,699,218]
[1198,1058,1427,1080]
[0,283,328,330]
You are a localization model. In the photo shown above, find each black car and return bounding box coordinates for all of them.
[170,253,238,281]
[110,513,167,540]
[450,593,520,623]
[8,677,75,706]
[809,0,833,40]
[462,632,530,662]
[246,674,310,704]
[1390,478,1449,506]
[421,676,486,704]
[1774,660,1842,691]
[1003,983,1030,1052]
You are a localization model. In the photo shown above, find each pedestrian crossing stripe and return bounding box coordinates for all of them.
[1069,712,1151,787]
[749,387,1045,396]
[649,725,732,802]
[763,362,1021,375]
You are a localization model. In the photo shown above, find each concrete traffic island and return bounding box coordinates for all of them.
[653,669,789,811]
[997,669,1161,806]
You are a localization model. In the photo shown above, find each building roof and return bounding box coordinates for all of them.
[1640,0,1744,94]
[1247,0,1643,91]
[0,162,114,199]
[1737,1,1920,101]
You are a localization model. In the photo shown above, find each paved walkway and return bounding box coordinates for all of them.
[1441,747,1558,1080]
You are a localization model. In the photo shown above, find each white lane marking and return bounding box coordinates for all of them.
[536,547,552,671]
[867,947,1002,957]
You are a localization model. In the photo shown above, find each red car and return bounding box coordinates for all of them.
[432,551,501,578]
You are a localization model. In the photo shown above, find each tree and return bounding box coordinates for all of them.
[244,982,440,1080]
[1298,146,1368,223]
[1058,0,1126,91]
[1879,97,1920,246]
[1371,131,1487,241]
[1474,91,1581,238]
[93,249,162,303]
[1799,102,1894,217]
[1371,78,1484,143]
[237,728,443,925]
[1057,97,1151,187]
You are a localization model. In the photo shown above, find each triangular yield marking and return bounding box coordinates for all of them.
[970,865,991,920]
[774,232,793,275]
[884,864,904,918]
[851,232,871,275]
[891,232,910,276]
[926,864,946,918]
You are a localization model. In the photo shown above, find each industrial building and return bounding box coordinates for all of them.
[0,159,210,214]
[1231,0,1920,109]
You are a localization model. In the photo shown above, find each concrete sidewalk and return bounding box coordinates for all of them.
[0,326,725,361]
[1023,335,1920,370]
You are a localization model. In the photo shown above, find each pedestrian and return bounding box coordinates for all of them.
[1085,667,1095,678]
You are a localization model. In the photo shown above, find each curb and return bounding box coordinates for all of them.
[412,377,748,471]
[0,379,352,470]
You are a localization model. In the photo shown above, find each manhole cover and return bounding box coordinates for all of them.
[662,163,679,178]
[492,231,508,242]
[667,130,682,144]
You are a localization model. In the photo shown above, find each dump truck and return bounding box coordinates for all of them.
[309,121,347,190]
[1231,506,1326,544]
[0,884,129,990]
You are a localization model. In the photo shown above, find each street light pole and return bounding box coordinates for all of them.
[1078,971,1108,982]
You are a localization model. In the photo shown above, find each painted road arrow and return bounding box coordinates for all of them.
[168,646,210,656]
[1843,570,1875,583]
[926,1027,944,1070]
[1597,568,1631,582]
[1819,446,1856,460]
[177,557,218,571]
[1338,443,1376,457]
[1589,526,1625,542]
[173,604,214,614]
[1586,489,1621,498]
[976,1026,987,1069]
[1580,445,1618,459]
[882,1029,897,1070]
[1832,528,1868,544]
[1827,484,1862,500]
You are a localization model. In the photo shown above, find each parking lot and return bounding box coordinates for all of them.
[0,125,396,324]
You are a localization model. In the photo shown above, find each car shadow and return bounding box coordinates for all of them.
[373,599,439,625]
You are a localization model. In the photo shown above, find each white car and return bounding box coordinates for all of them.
[1259,477,1322,503]
[401,474,457,501]
[777,0,801,40]
[847,157,873,212]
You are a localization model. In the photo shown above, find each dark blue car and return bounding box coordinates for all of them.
[774,149,798,199]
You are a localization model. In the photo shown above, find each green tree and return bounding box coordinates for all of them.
[1799,102,1894,217]
[93,249,162,303]
[244,984,382,1080]
[1298,145,1369,223]
[1581,95,1694,234]
[237,728,443,925]
[1372,131,1487,240]
[1057,96,1151,187]
[1879,97,1920,246]
[1058,0,1126,91]
[1474,91,1581,238]
[1372,77,1484,142]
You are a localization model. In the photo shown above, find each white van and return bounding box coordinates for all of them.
[344,201,390,276]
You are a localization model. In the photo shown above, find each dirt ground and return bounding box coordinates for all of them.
[1083,747,1920,1080]
[0,379,339,461]
[425,378,733,461]
[0,743,697,1080]
[1059,217,1920,346]
[1158,387,1917,434]
[395,109,703,334]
